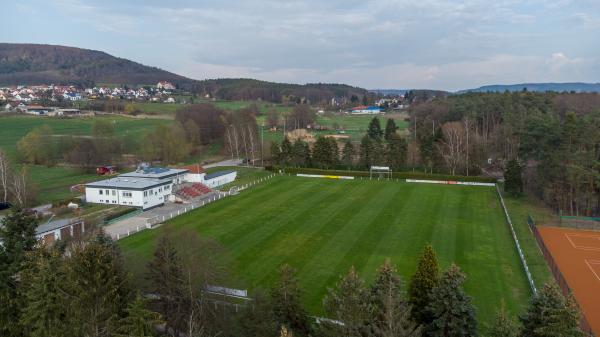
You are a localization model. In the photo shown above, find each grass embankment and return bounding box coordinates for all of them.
[503,193,556,287]
[205,166,273,191]
[120,177,532,332]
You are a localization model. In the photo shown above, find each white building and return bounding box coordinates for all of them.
[350,105,383,114]
[157,81,176,90]
[203,170,237,188]
[85,166,237,209]
[85,177,173,210]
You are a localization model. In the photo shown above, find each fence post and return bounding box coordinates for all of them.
[496,185,537,295]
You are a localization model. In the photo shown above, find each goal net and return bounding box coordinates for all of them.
[370,166,392,179]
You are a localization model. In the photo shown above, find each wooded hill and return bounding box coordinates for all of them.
[0,43,191,87]
[0,43,370,103]
[191,78,370,103]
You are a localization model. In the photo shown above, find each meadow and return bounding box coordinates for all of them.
[0,115,172,204]
[119,176,533,331]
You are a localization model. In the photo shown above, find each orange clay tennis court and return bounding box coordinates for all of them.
[538,226,600,335]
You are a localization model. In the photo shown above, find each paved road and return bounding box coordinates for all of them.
[203,158,243,168]
[104,192,220,239]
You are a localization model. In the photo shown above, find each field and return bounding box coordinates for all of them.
[0,115,172,204]
[537,227,600,335]
[119,176,532,331]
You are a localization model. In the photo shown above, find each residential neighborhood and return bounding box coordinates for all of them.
[0,81,181,113]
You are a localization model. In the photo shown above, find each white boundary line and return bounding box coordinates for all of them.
[565,233,600,252]
[584,259,600,282]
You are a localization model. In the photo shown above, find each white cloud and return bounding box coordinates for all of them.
[7,0,600,90]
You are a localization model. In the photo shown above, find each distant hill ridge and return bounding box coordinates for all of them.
[459,82,600,93]
[0,43,370,103]
[0,43,190,87]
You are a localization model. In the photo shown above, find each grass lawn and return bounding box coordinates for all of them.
[0,115,172,204]
[119,177,532,332]
[205,166,273,191]
[503,193,555,287]
[259,113,408,144]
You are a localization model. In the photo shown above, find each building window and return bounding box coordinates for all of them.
[105,190,109,195]
[143,191,148,197]
[123,192,132,198]
[99,190,103,195]
[112,190,116,196]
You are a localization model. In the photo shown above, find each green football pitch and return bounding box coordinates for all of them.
[119,176,532,329]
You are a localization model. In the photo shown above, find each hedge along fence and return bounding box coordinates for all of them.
[273,167,497,184]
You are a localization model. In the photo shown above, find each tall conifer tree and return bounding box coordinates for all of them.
[520,283,583,337]
[369,260,421,337]
[425,264,477,337]
[271,264,310,336]
[408,245,439,326]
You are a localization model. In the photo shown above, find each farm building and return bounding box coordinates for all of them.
[85,166,237,209]
[36,218,86,244]
[23,105,52,115]
[350,105,383,114]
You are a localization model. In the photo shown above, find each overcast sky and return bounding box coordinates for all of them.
[3,0,600,91]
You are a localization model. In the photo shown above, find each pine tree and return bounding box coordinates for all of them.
[408,245,439,326]
[489,302,519,337]
[520,282,583,337]
[236,289,278,337]
[0,209,38,337]
[342,139,355,168]
[280,137,293,166]
[361,135,373,168]
[271,264,311,336]
[146,236,185,336]
[313,137,332,169]
[369,259,421,337]
[271,141,282,166]
[65,236,132,337]
[425,264,477,337]
[20,246,71,337]
[328,138,340,167]
[115,293,162,337]
[322,266,372,337]
[384,119,399,141]
[291,141,309,167]
[504,159,523,197]
[386,133,408,170]
[367,118,384,140]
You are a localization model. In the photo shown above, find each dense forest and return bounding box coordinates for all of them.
[191,78,371,105]
[407,91,600,216]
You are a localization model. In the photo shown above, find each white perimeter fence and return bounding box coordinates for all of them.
[406,179,537,294]
[495,185,537,294]
[112,173,278,240]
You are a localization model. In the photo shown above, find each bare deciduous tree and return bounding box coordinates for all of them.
[0,150,9,202]
[437,122,466,175]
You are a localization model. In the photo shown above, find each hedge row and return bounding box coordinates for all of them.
[103,207,138,223]
[273,167,497,184]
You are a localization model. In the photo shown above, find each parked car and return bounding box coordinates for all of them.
[96,165,116,175]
